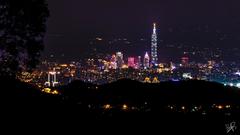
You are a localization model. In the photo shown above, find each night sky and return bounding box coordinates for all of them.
[44,0,240,60]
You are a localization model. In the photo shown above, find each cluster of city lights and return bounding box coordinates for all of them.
[224,83,240,88]
[102,104,136,111]
[42,88,59,95]
[100,103,234,113]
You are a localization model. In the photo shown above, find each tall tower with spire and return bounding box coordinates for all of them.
[151,23,158,65]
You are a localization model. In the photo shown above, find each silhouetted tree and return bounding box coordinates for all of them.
[0,0,49,77]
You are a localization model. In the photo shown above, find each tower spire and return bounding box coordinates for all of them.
[153,23,156,34]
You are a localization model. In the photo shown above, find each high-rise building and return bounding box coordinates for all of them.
[151,23,158,65]
[143,52,150,69]
[87,59,94,67]
[128,57,135,68]
[137,56,142,69]
[181,57,189,67]
[110,54,117,69]
[116,52,124,68]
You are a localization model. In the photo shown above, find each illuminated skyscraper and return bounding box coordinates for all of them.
[137,56,142,69]
[143,52,150,69]
[128,57,135,68]
[116,52,124,68]
[181,57,189,67]
[151,23,158,65]
[110,54,117,69]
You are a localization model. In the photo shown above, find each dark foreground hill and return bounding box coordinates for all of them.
[1,78,240,110]
[62,79,240,107]
[1,78,240,134]
[0,78,62,105]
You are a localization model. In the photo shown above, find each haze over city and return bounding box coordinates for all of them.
[44,0,240,60]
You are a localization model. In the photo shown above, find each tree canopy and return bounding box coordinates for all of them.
[0,0,49,77]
